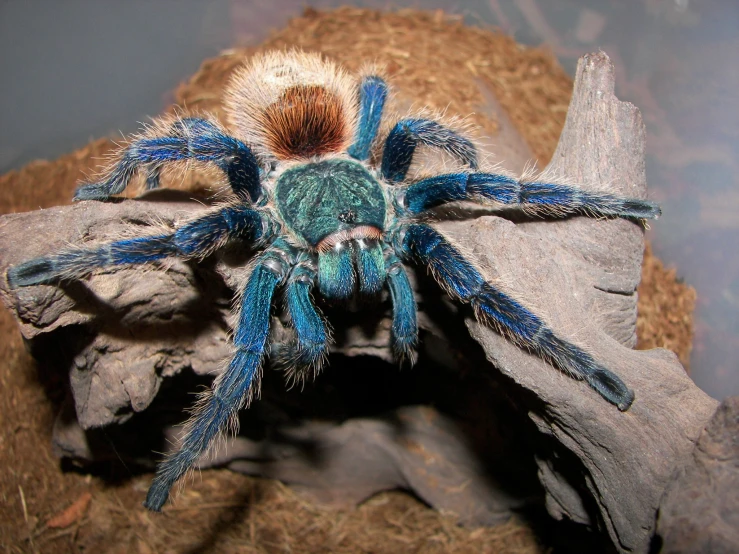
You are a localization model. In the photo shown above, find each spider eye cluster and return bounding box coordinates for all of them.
[225,51,359,161]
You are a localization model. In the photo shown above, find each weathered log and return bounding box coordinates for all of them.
[656,396,739,553]
[460,53,719,552]
[0,52,720,552]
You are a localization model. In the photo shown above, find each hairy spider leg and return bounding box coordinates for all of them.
[144,165,164,191]
[138,119,213,192]
[395,223,635,410]
[381,118,479,183]
[74,117,262,203]
[141,118,246,192]
[284,257,330,372]
[144,247,289,511]
[7,205,269,288]
[385,252,418,360]
[401,172,661,219]
[347,75,389,161]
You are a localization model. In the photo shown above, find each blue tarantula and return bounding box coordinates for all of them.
[7,51,660,511]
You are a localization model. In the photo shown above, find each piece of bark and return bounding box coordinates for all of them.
[656,396,739,553]
[457,52,718,552]
[0,195,234,427]
[0,51,719,552]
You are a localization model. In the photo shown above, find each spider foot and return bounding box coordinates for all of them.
[73,182,116,201]
[7,256,57,287]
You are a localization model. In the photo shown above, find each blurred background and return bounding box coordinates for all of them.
[0,0,737,400]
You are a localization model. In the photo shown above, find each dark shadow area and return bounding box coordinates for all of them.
[182,480,264,554]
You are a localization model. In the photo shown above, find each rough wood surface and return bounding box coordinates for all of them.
[656,396,739,553]
[459,53,718,552]
[0,51,719,553]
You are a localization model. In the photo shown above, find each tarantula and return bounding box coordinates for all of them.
[7,51,660,511]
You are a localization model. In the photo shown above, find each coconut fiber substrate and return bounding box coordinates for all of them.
[0,8,695,554]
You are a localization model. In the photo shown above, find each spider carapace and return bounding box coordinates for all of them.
[6,51,660,511]
[276,158,387,298]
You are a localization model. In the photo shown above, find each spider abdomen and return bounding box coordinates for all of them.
[260,85,348,159]
[274,159,386,249]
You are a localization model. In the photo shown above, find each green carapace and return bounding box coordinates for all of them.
[274,159,386,248]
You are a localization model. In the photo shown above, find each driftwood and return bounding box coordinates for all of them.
[0,52,723,552]
[657,396,739,553]
[459,53,720,552]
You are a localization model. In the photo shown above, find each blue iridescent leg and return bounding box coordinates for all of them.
[144,247,288,511]
[395,223,634,410]
[347,75,388,161]
[385,252,417,360]
[283,256,329,375]
[381,119,478,183]
[7,205,270,288]
[144,165,163,191]
[401,172,661,219]
[74,117,262,203]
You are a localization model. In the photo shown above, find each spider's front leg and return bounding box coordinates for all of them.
[400,171,661,220]
[381,119,479,183]
[74,117,263,203]
[279,255,330,382]
[7,204,271,288]
[144,246,289,511]
[393,223,635,410]
[385,251,418,360]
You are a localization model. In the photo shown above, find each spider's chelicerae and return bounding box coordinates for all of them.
[7,51,660,511]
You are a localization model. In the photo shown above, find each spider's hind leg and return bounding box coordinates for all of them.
[347,75,388,161]
[74,117,262,203]
[144,246,288,512]
[395,223,634,410]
